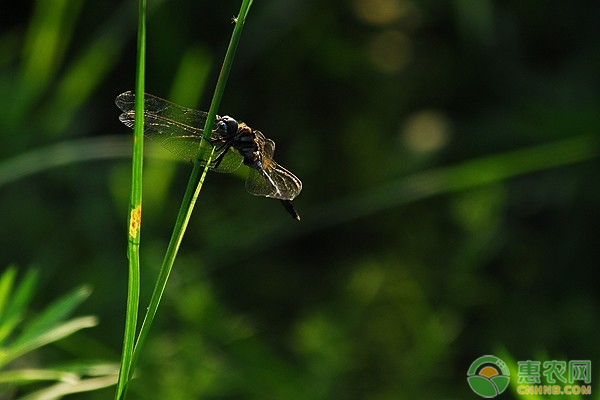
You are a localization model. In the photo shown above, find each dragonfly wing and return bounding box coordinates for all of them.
[245,163,303,200]
[116,91,241,171]
[244,130,302,200]
[254,131,275,165]
[116,91,216,134]
[118,109,204,162]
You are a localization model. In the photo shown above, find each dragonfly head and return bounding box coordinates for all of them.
[217,116,239,138]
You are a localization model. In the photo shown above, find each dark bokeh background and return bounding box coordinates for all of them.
[1,0,599,398]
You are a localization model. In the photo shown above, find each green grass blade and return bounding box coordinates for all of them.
[0,362,119,396]
[114,0,146,398]
[9,0,83,127]
[19,375,119,400]
[4,269,38,319]
[14,285,91,346]
[0,369,80,385]
[41,1,140,136]
[0,314,20,346]
[128,0,254,383]
[0,269,38,335]
[0,136,134,188]
[0,265,17,318]
[308,134,599,230]
[1,316,98,367]
[0,266,20,344]
[169,45,213,106]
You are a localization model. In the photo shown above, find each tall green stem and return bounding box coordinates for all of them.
[128,0,254,384]
[115,0,145,398]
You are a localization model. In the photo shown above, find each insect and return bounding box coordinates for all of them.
[115,91,303,220]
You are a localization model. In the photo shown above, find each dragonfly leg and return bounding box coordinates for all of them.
[211,145,229,169]
[202,142,231,169]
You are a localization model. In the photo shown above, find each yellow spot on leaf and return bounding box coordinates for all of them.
[129,205,142,238]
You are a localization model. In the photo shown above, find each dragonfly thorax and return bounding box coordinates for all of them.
[235,125,262,170]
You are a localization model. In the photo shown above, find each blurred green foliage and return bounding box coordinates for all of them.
[1,0,599,398]
[0,266,118,398]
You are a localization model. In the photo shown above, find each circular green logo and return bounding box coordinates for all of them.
[467,355,510,398]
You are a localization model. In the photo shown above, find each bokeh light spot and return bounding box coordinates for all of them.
[353,0,411,26]
[400,110,450,154]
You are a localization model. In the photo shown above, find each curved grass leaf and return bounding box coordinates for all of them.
[0,268,38,345]
[1,316,98,368]
[16,286,91,345]
[18,374,118,400]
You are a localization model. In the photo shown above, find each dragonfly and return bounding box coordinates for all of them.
[115,91,303,220]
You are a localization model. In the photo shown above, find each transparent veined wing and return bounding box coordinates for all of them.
[245,164,303,200]
[116,91,211,130]
[244,132,303,200]
[115,91,243,173]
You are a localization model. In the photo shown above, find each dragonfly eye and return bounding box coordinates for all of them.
[217,116,239,137]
